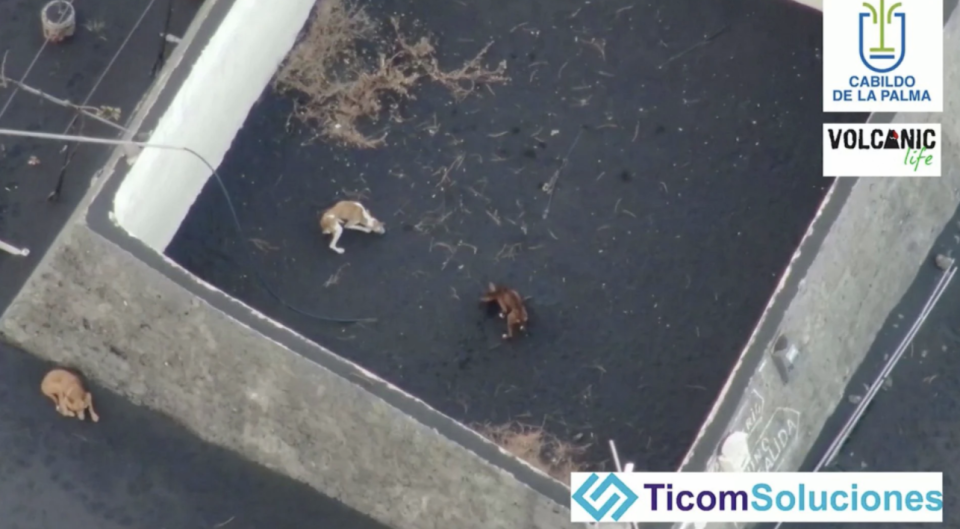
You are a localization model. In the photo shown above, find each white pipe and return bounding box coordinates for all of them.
[0,238,29,256]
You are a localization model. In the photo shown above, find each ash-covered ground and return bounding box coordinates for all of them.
[168,0,865,470]
[0,343,390,529]
[0,0,199,308]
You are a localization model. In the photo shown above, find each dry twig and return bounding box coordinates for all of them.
[275,0,509,148]
[249,238,279,252]
[324,263,350,287]
[478,422,588,484]
[495,242,522,261]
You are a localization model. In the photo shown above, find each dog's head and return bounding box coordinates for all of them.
[371,219,386,234]
[60,388,90,413]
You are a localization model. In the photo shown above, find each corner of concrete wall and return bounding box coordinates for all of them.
[0,222,574,529]
[114,0,315,252]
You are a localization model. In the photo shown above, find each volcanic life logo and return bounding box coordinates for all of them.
[823,0,943,112]
[822,123,941,177]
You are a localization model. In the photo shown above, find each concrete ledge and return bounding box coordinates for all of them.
[0,223,572,529]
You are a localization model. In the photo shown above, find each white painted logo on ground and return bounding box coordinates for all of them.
[742,407,801,472]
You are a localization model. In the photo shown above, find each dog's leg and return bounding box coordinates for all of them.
[360,207,375,226]
[328,224,345,254]
[513,314,526,337]
[76,406,86,421]
[60,404,76,417]
[344,222,372,233]
[358,207,385,234]
[46,392,61,410]
[54,394,73,416]
[85,393,99,423]
[496,298,510,319]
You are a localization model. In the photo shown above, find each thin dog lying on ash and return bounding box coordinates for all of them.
[40,368,99,422]
[480,282,529,339]
[319,200,385,254]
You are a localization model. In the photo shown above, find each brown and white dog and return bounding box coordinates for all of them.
[40,368,99,422]
[480,282,529,339]
[319,200,385,254]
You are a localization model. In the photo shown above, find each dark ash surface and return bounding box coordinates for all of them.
[0,342,390,529]
[168,0,865,470]
[0,0,199,309]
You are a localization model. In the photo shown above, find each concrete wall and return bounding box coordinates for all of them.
[113,0,315,252]
[0,223,574,529]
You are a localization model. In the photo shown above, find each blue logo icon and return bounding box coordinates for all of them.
[859,0,906,73]
[572,473,639,522]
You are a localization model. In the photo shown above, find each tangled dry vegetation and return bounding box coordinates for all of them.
[479,422,589,485]
[275,0,509,148]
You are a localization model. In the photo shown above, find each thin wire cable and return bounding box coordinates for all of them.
[767,264,957,529]
[0,41,50,123]
[64,0,158,135]
[0,0,77,120]
[0,127,377,324]
[50,0,158,201]
[815,265,956,469]
[151,0,175,77]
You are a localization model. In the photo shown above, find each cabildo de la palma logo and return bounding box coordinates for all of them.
[823,0,943,112]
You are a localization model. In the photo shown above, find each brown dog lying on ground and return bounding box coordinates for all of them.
[480,282,529,339]
[318,200,386,254]
[40,368,99,422]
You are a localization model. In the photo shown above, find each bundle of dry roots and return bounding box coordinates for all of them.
[275,0,508,148]
[480,422,589,484]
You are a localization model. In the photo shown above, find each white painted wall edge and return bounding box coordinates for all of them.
[789,0,823,11]
[113,0,316,252]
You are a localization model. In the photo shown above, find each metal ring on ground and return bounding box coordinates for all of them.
[41,0,76,43]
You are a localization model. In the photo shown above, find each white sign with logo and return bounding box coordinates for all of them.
[823,123,941,177]
[823,0,943,112]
